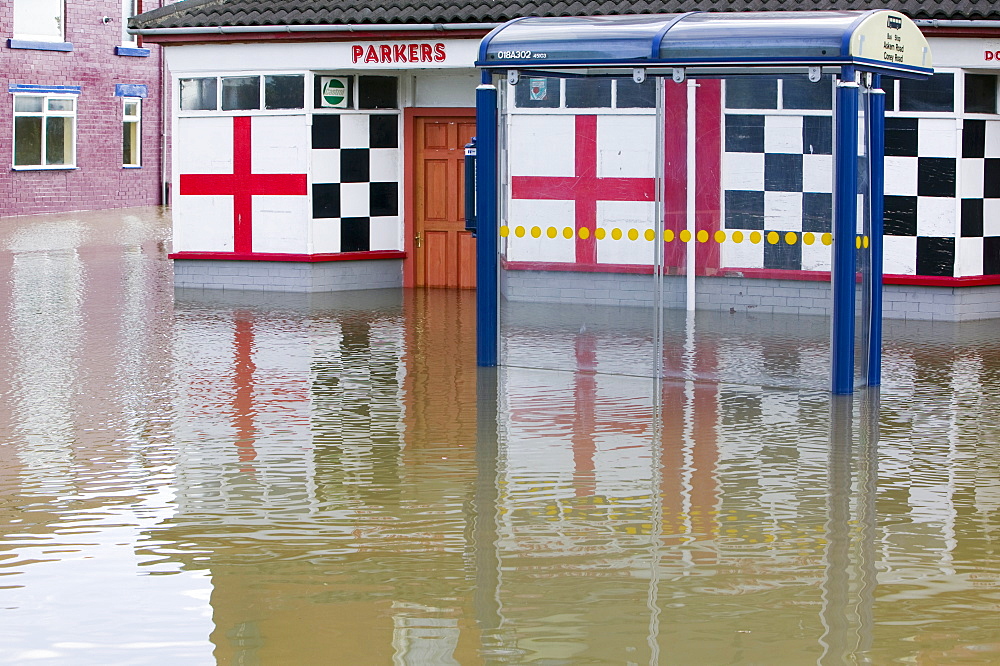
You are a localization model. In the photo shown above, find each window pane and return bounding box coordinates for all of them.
[179,78,218,111]
[14,96,44,113]
[725,77,778,109]
[14,0,62,39]
[46,116,73,165]
[882,79,897,112]
[514,77,560,108]
[221,76,260,111]
[565,78,611,108]
[123,120,139,166]
[782,75,833,110]
[124,100,139,116]
[358,76,398,109]
[616,79,656,108]
[122,0,138,44]
[14,116,42,166]
[48,98,74,112]
[899,73,954,112]
[265,75,305,110]
[965,74,997,114]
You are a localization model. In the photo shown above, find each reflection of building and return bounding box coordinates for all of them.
[134,1,999,318]
[1,1,167,217]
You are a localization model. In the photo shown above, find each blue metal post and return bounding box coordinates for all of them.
[866,75,885,387]
[476,73,499,367]
[832,68,859,394]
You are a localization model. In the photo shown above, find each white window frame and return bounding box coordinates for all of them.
[122,97,142,167]
[13,0,65,43]
[12,93,77,170]
[122,0,139,47]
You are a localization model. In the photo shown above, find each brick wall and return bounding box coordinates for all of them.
[0,0,167,217]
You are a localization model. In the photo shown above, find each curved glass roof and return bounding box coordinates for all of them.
[478,10,932,78]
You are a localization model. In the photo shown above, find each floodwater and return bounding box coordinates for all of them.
[0,207,997,665]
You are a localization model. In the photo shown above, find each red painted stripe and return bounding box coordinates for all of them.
[169,250,406,263]
[695,80,722,272]
[662,82,687,269]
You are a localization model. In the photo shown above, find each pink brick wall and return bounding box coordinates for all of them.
[0,0,168,217]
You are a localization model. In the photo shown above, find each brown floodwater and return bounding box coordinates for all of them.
[0,207,997,664]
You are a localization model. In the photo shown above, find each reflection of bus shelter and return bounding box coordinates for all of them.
[473,11,932,393]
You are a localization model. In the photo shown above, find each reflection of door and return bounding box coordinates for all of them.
[414,117,477,288]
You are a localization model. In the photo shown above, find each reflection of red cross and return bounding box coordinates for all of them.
[511,115,655,264]
[179,116,308,254]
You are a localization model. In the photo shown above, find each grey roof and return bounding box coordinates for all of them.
[132,0,1000,31]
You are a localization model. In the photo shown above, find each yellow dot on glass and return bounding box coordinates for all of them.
[628,228,639,241]
[822,233,833,246]
[563,226,574,239]
[863,235,870,249]
[679,229,692,243]
[855,235,862,249]
[664,229,675,242]
[644,228,656,241]
[499,225,509,237]
[547,226,557,239]
[611,228,623,240]
[732,230,744,244]
[803,232,815,245]
[515,226,525,238]
[714,230,727,244]
[579,227,590,240]
[595,228,606,240]
[531,226,541,238]
[697,229,709,243]
[750,231,762,244]
[767,231,779,245]
[785,232,797,245]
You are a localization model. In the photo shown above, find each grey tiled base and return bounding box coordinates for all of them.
[501,270,1000,321]
[173,259,403,293]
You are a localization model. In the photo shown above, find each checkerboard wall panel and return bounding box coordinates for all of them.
[311,113,401,253]
[723,113,1000,277]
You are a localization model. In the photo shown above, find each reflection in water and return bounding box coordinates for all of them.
[0,208,997,664]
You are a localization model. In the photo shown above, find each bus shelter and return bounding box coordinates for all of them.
[473,11,932,393]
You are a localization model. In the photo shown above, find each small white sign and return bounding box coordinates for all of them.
[320,77,349,108]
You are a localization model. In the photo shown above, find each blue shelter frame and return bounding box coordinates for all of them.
[474,10,931,393]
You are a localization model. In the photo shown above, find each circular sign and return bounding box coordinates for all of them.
[322,78,347,107]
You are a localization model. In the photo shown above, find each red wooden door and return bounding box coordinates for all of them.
[414,117,477,288]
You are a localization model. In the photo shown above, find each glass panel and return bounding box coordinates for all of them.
[783,74,833,110]
[14,96,44,113]
[221,76,260,111]
[124,100,139,116]
[725,78,777,110]
[616,79,656,108]
[514,77,560,108]
[499,76,668,379]
[122,0,139,45]
[45,116,73,165]
[179,78,217,111]
[13,0,63,40]
[48,98,74,112]
[123,120,139,166]
[856,87,873,387]
[358,76,397,109]
[899,73,954,112]
[965,73,997,114]
[14,116,42,166]
[565,78,611,108]
[265,75,305,110]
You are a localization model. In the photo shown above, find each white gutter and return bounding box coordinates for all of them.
[915,19,1000,28]
[132,23,501,36]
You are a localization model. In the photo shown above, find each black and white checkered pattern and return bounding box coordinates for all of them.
[311,113,400,252]
[723,113,1000,277]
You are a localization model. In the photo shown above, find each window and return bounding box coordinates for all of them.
[724,75,833,111]
[123,98,141,167]
[180,75,305,112]
[13,94,76,168]
[965,74,997,114]
[899,73,954,112]
[512,77,656,110]
[122,0,139,46]
[14,0,64,42]
[313,75,398,110]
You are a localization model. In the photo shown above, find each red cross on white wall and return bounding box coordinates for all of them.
[179,116,308,255]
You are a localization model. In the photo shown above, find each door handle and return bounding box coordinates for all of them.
[415,233,422,248]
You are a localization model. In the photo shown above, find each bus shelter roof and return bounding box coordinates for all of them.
[477,10,932,79]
